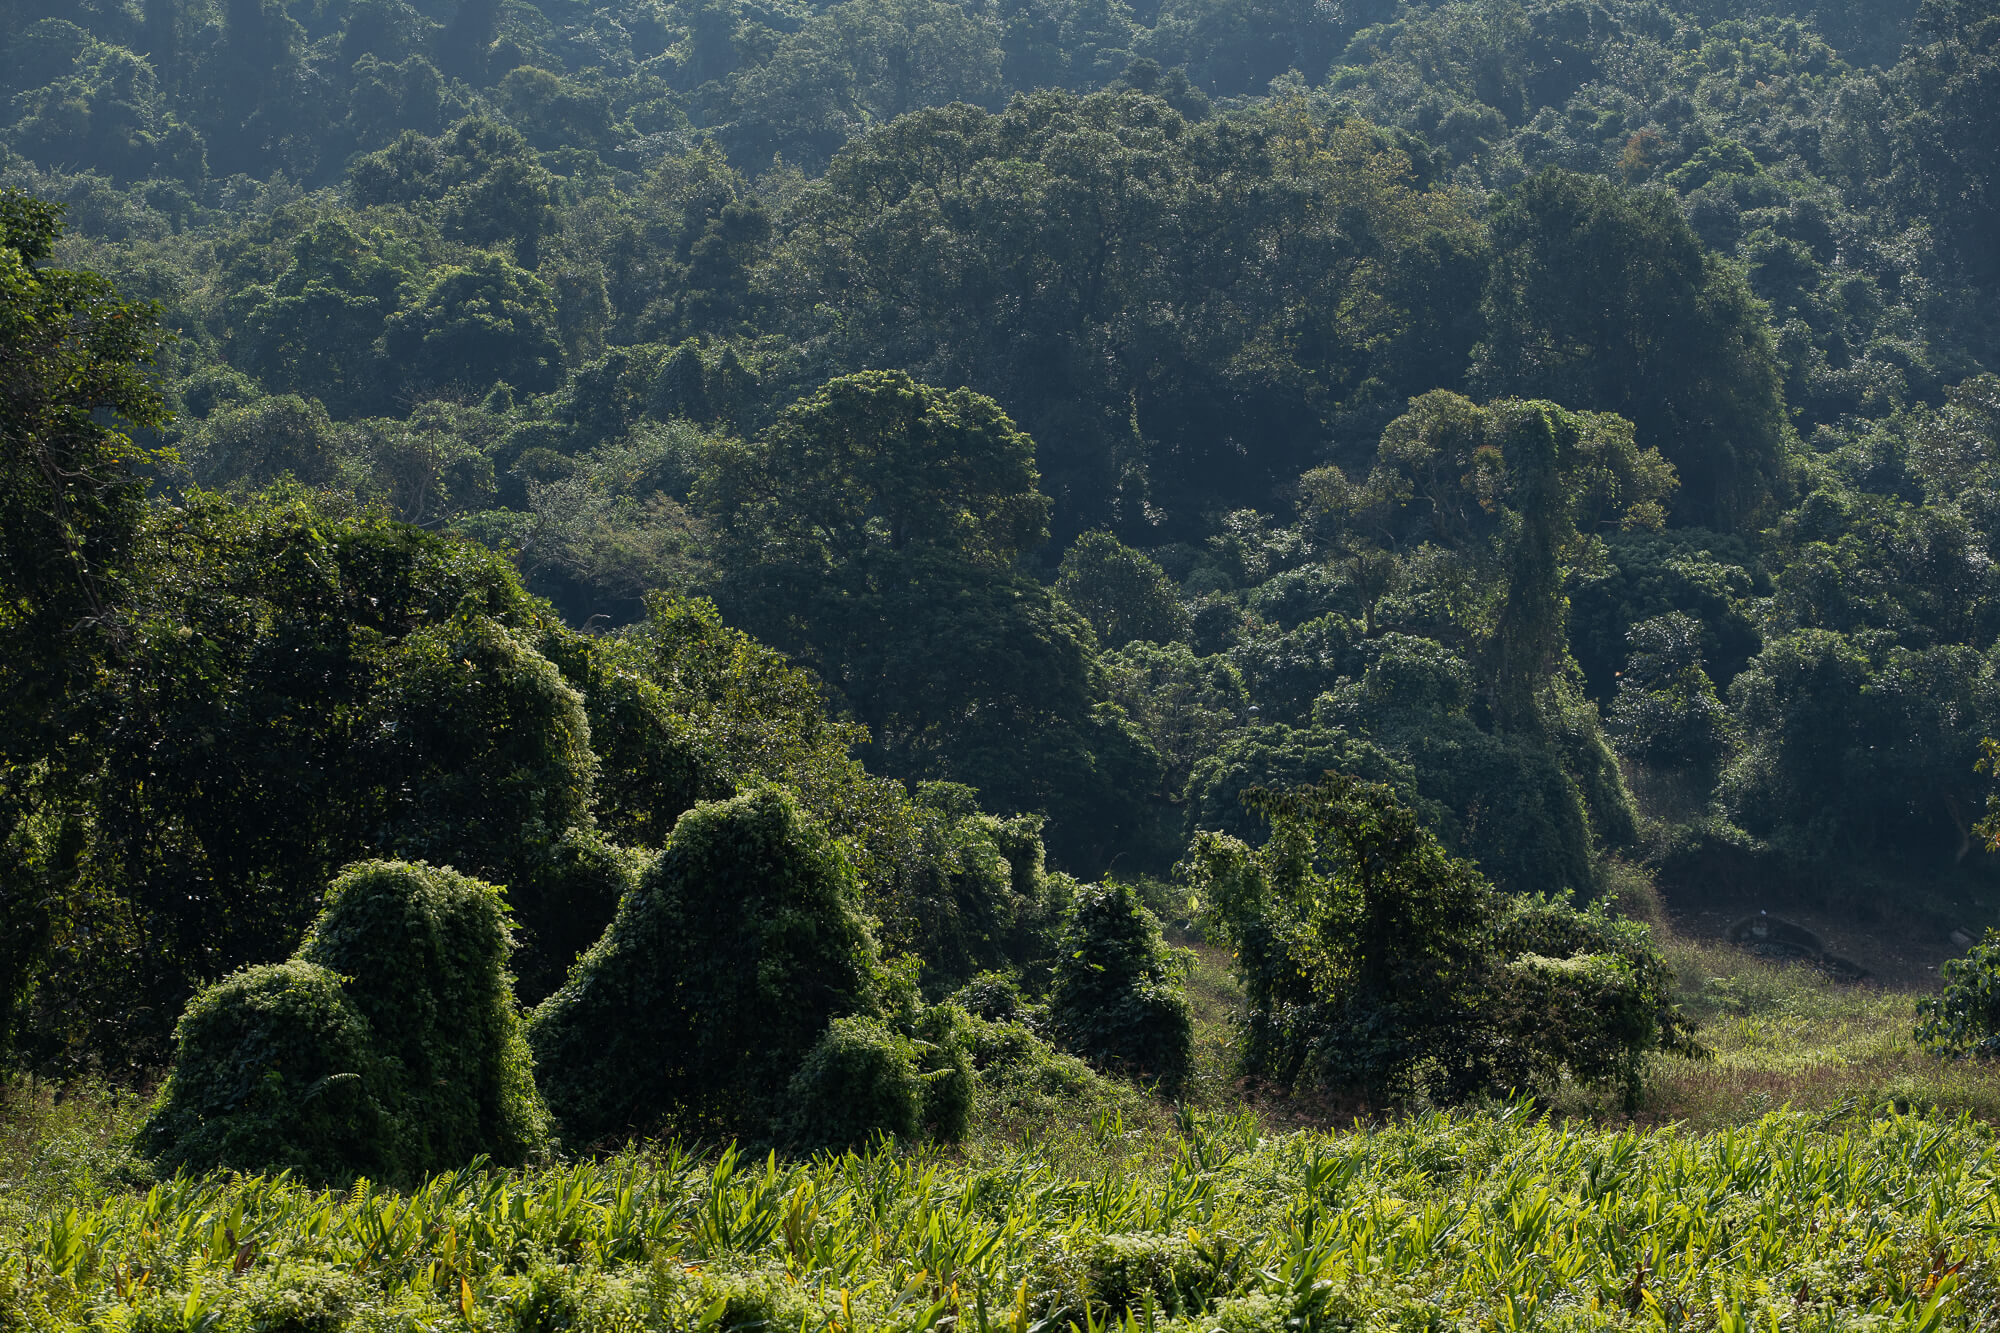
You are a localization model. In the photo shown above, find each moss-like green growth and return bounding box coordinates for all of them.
[780,1016,921,1151]
[1048,883,1192,1092]
[135,961,392,1182]
[141,861,547,1183]
[528,786,880,1145]
[298,860,547,1170]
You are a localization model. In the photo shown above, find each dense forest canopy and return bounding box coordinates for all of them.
[3,0,2000,1093]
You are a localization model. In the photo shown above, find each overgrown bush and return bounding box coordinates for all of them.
[1048,883,1192,1092]
[910,1002,976,1141]
[136,961,394,1182]
[141,861,547,1182]
[297,861,547,1170]
[527,786,881,1145]
[950,970,1035,1022]
[1917,929,2000,1057]
[1183,776,1695,1106]
[780,1016,922,1152]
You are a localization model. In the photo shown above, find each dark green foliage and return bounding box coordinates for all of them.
[299,861,546,1172]
[1056,532,1192,649]
[384,254,564,398]
[1183,776,1691,1105]
[780,1016,922,1151]
[0,191,167,761]
[528,786,880,1145]
[1474,172,1791,529]
[699,371,1164,871]
[1608,613,1737,781]
[910,1002,977,1140]
[135,961,394,1182]
[7,0,1999,1111]
[950,970,1035,1022]
[1917,928,2000,1058]
[372,606,598,882]
[1048,882,1191,1091]
[507,831,643,1009]
[142,860,547,1183]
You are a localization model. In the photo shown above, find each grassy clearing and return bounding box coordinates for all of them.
[3,1097,1998,1330]
[1630,938,2000,1129]
[7,911,2000,1329]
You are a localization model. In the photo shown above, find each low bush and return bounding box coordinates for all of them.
[780,1016,922,1151]
[910,1002,976,1141]
[1049,883,1193,1092]
[528,786,881,1145]
[1084,1233,1218,1318]
[136,961,394,1182]
[1917,928,2000,1057]
[1183,775,1695,1106]
[141,861,547,1183]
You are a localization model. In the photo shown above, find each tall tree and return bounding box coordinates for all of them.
[1474,171,1791,529]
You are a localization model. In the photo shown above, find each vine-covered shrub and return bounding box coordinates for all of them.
[780,1016,922,1151]
[1917,929,2000,1057]
[909,1002,976,1141]
[137,961,394,1181]
[1183,775,1696,1106]
[1487,891,1705,1110]
[297,861,547,1170]
[141,861,547,1182]
[527,786,881,1145]
[1048,883,1192,1091]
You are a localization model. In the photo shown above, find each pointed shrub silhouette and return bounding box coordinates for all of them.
[1048,883,1192,1092]
[141,861,548,1182]
[527,786,880,1145]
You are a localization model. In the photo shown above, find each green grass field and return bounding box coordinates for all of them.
[5,922,2000,1331]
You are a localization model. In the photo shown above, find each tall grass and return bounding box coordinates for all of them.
[3,1102,1997,1330]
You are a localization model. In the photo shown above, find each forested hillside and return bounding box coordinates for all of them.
[10,0,2000,1325]
[4,0,2000,1058]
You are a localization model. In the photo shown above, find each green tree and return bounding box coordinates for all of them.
[698,372,1163,869]
[228,219,414,416]
[1335,391,1676,731]
[384,253,565,398]
[1892,0,2000,288]
[1473,171,1791,528]
[1181,775,1691,1104]
[1056,532,1192,648]
[722,0,1005,171]
[0,192,168,758]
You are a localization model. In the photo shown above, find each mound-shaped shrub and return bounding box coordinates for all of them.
[142,861,547,1182]
[1048,883,1192,1092]
[780,1016,923,1152]
[297,860,547,1169]
[528,786,880,1145]
[136,961,393,1181]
